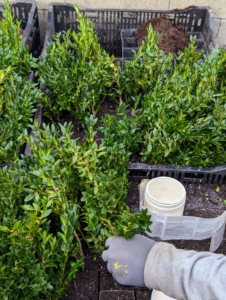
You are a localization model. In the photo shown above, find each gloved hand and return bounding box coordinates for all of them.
[102,234,156,287]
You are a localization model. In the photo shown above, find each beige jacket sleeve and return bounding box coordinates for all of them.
[144,242,226,300]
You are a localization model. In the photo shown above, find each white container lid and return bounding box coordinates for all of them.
[151,290,177,300]
[145,177,186,207]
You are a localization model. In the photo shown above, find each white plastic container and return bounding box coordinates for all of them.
[151,290,177,300]
[144,177,186,216]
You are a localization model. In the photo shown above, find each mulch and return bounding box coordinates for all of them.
[136,14,189,55]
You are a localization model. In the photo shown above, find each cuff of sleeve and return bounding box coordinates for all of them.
[144,242,177,290]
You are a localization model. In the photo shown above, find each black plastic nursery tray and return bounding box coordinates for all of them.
[0,0,41,57]
[127,162,226,185]
[43,3,215,58]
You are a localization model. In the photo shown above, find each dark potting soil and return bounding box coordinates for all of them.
[60,181,226,300]
[42,98,123,145]
[170,5,198,13]
[136,14,189,55]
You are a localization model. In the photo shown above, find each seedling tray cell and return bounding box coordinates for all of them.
[122,38,137,48]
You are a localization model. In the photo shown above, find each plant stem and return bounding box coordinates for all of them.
[74,230,84,259]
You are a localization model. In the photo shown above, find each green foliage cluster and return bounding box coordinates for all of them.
[0,3,151,299]
[0,0,41,163]
[0,0,32,75]
[38,9,226,168]
[118,26,226,167]
[0,121,151,299]
[37,6,120,123]
[140,39,226,166]
[120,26,173,106]
[2,3,226,299]
[98,102,142,171]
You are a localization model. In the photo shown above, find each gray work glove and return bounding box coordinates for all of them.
[102,234,156,287]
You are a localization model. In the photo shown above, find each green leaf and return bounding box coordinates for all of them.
[48,193,58,199]
[35,193,40,201]
[42,209,52,218]
[33,203,41,212]
[71,155,78,165]
[58,231,66,243]
[0,266,6,272]
[46,200,52,208]
[13,220,22,230]
[24,194,34,202]
[30,170,41,177]
[23,205,34,211]
[0,225,10,232]
[60,215,67,228]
